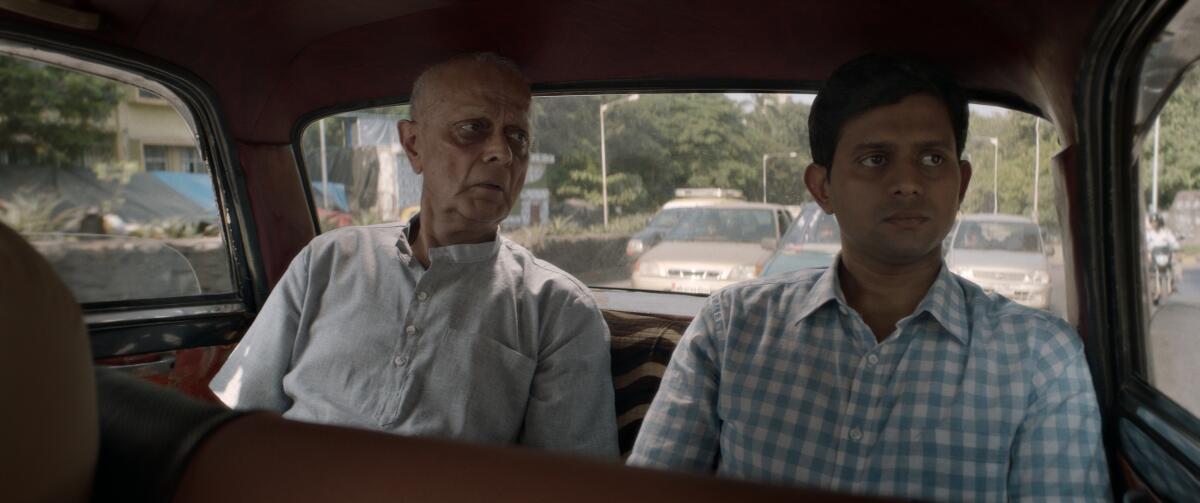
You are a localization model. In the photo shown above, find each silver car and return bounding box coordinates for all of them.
[945,214,1053,309]
[630,203,790,294]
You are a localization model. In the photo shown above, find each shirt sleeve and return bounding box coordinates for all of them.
[625,296,723,472]
[1008,323,1112,501]
[209,245,311,412]
[519,292,619,458]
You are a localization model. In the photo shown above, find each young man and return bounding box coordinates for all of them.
[628,55,1110,500]
[210,53,618,458]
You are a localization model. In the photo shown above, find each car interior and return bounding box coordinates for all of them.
[3,0,1200,501]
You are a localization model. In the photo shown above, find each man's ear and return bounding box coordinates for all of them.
[804,163,835,214]
[957,159,973,202]
[397,120,423,174]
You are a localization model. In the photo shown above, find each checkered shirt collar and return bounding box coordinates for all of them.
[793,255,970,344]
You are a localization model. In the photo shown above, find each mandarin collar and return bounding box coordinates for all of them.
[394,215,502,266]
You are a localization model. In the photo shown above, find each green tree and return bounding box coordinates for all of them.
[743,94,813,204]
[960,109,1061,230]
[0,56,121,167]
[1142,67,1200,211]
[534,93,763,213]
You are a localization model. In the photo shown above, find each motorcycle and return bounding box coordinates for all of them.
[1151,245,1175,305]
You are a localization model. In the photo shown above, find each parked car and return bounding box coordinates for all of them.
[761,203,840,277]
[630,202,790,294]
[625,188,746,258]
[945,214,1053,310]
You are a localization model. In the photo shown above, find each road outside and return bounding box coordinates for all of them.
[1147,259,1200,417]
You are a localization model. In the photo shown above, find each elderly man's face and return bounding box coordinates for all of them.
[400,61,531,231]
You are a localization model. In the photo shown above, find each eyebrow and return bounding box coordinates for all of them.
[849,139,954,154]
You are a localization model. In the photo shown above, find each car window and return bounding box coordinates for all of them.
[299,95,1062,300]
[0,52,234,304]
[664,208,775,243]
[1137,64,1200,419]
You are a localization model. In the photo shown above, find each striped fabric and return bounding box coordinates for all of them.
[604,310,687,458]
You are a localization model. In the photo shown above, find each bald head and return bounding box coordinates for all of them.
[409,53,530,122]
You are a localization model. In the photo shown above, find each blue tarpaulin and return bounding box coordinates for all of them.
[150,172,219,214]
[309,182,349,212]
[151,171,349,213]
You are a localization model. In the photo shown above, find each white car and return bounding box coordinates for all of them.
[946,214,1053,310]
[630,201,791,294]
[625,188,747,258]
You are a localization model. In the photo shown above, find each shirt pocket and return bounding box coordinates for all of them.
[421,328,537,443]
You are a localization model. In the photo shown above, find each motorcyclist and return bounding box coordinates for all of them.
[1146,214,1181,298]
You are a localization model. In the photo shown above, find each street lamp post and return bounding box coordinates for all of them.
[1153,116,1161,214]
[761,151,798,203]
[318,118,329,210]
[988,137,1000,214]
[599,94,639,228]
[1032,119,1040,221]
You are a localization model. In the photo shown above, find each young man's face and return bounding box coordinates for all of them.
[805,93,971,267]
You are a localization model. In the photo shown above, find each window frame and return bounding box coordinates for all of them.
[0,24,264,340]
[1078,0,1200,497]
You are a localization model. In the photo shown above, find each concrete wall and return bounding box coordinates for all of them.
[31,236,232,304]
[32,232,629,305]
[508,233,631,283]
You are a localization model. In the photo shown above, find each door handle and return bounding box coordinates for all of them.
[101,354,176,377]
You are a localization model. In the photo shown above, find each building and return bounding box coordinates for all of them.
[113,87,205,173]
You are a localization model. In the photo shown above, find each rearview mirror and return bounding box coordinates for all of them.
[761,238,778,251]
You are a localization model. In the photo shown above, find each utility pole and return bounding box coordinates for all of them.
[1152,116,1161,214]
[319,119,329,210]
[1033,118,1040,221]
[990,137,999,214]
[599,95,639,228]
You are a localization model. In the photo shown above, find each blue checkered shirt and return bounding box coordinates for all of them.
[628,261,1110,502]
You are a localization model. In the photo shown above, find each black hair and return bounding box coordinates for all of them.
[808,54,968,168]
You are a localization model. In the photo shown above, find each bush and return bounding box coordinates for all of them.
[0,191,81,233]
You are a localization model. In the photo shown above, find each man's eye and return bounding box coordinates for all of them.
[457,121,487,135]
[921,153,945,166]
[859,154,886,167]
[508,130,530,147]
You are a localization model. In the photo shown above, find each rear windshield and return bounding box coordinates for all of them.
[953,221,1042,253]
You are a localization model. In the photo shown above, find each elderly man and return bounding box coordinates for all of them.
[211,53,618,458]
[629,55,1110,500]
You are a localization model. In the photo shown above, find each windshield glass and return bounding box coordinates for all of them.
[648,208,686,228]
[953,221,1042,253]
[664,208,775,243]
[781,211,840,249]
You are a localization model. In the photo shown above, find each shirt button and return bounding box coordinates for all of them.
[393,355,408,366]
[417,292,428,301]
[866,354,879,365]
[849,428,863,441]
[405,325,417,336]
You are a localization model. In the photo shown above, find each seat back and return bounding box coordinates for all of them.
[604,310,688,457]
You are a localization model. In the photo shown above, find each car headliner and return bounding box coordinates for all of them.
[0,0,1102,144]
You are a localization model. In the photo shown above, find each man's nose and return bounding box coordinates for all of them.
[889,159,924,197]
[481,130,514,166]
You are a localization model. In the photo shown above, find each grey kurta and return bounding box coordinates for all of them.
[210,220,618,457]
